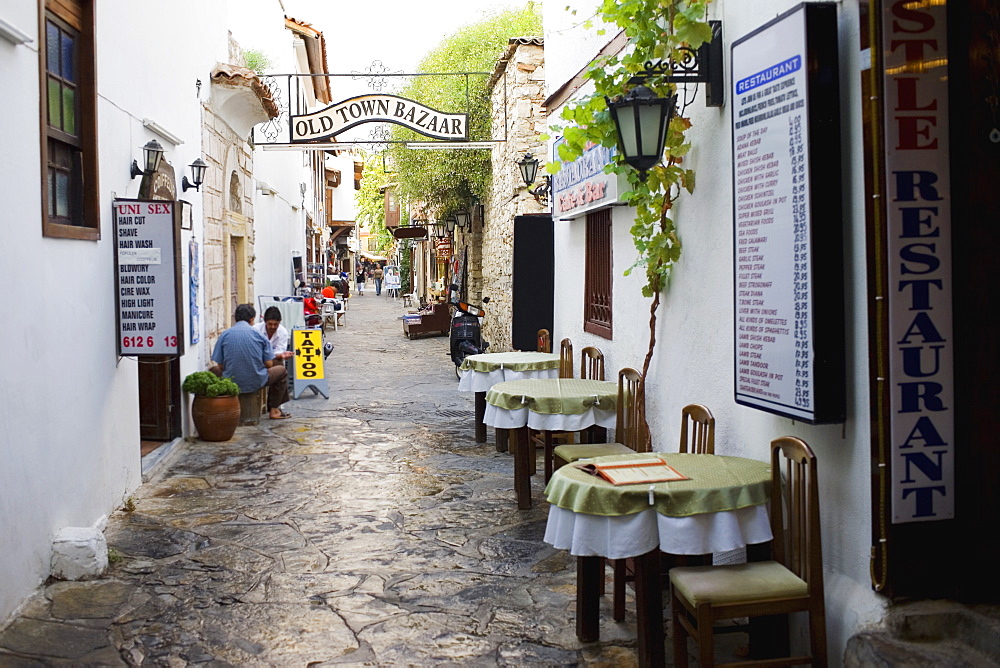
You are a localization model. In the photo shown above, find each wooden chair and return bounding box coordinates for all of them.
[537,328,551,353]
[536,338,576,481]
[670,437,828,668]
[579,346,605,383]
[558,338,574,379]
[553,368,649,620]
[679,404,715,454]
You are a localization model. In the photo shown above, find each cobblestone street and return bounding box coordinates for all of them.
[0,292,642,666]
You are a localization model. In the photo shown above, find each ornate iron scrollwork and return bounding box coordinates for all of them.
[629,20,724,107]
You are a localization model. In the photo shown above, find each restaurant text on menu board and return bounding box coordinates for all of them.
[113,199,183,356]
[730,3,846,424]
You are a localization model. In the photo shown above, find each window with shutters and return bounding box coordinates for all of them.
[40,0,99,239]
[584,209,613,339]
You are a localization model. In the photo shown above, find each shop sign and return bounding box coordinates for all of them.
[292,94,467,142]
[551,138,628,220]
[883,0,954,523]
[435,238,452,260]
[113,199,183,356]
[730,4,845,424]
[291,328,329,400]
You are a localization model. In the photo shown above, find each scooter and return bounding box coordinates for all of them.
[448,284,489,378]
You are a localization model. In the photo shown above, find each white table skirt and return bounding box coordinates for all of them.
[458,367,559,393]
[544,503,773,559]
[483,403,617,432]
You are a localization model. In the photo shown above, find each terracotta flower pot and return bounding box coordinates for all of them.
[191,395,241,442]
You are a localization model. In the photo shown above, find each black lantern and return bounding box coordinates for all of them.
[454,209,469,229]
[605,85,676,181]
[445,215,457,233]
[517,152,540,188]
[182,158,207,192]
[130,139,165,179]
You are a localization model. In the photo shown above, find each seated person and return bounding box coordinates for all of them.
[321,284,337,299]
[253,306,290,357]
[303,293,320,316]
[211,303,292,420]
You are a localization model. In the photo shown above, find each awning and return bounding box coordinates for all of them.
[358,251,388,261]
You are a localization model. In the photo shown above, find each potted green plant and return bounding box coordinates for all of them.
[182,371,242,442]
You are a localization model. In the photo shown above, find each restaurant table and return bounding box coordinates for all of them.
[544,452,773,667]
[484,378,618,509]
[458,351,560,445]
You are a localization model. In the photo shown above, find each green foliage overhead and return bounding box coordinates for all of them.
[552,0,713,375]
[355,153,396,255]
[182,371,240,397]
[553,0,712,298]
[243,49,273,75]
[387,5,542,218]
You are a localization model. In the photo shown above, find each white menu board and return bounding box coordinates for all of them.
[114,199,182,356]
[732,8,814,420]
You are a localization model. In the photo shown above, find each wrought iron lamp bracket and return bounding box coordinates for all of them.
[628,20,724,107]
[529,176,551,206]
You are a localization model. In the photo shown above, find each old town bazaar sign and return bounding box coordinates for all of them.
[292,94,467,142]
[251,70,488,147]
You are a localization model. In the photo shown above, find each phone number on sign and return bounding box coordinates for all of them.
[122,336,177,348]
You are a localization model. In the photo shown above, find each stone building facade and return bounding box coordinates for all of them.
[480,38,547,352]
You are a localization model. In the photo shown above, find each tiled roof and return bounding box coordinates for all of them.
[210,64,280,119]
[488,36,544,90]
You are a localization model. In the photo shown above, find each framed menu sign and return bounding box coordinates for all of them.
[731,3,845,423]
[113,199,184,356]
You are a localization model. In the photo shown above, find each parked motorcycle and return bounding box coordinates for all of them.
[448,284,489,378]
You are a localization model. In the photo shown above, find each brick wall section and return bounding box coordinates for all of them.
[481,40,547,352]
[201,105,255,363]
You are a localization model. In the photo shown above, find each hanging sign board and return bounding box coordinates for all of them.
[551,138,629,220]
[113,199,183,356]
[882,1,953,523]
[730,3,845,424]
[291,94,467,142]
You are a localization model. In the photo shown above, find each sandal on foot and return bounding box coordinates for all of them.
[270,410,292,420]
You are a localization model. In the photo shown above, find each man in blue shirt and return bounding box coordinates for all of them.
[211,303,292,419]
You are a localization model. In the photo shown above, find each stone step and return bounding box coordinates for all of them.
[845,602,1000,667]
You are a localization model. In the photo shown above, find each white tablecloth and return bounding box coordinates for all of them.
[544,503,773,559]
[483,403,617,432]
[458,367,559,393]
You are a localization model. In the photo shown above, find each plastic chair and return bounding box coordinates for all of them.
[320,301,339,332]
[679,404,715,454]
[670,437,828,668]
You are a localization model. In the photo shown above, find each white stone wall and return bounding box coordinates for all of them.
[482,42,547,352]
[547,1,888,662]
[0,0,227,626]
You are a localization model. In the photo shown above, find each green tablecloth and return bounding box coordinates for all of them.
[459,351,561,373]
[544,453,771,517]
[486,378,617,414]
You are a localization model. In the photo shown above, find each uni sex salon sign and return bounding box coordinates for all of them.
[292,94,467,142]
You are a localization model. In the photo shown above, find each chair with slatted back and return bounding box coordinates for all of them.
[537,328,551,353]
[679,404,715,454]
[670,437,828,668]
[537,338,576,481]
[552,368,649,621]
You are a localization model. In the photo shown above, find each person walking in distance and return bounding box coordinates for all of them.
[373,264,384,296]
[356,267,365,296]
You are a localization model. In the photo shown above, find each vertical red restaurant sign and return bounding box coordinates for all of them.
[883,1,954,522]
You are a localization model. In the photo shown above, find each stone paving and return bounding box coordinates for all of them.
[0,290,645,666]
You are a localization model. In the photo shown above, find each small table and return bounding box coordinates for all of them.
[458,352,561,444]
[544,453,772,667]
[485,378,618,509]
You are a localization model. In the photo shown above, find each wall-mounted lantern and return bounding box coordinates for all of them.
[130,139,164,179]
[182,158,208,192]
[516,152,551,205]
